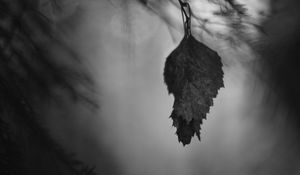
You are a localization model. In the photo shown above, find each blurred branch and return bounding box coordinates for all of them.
[0,0,98,174]
[134,0,264,45]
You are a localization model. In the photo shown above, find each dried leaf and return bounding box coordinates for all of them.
[164,35,224,145]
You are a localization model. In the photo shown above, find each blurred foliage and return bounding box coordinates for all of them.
[0,0,97,174]
[135,0,264,46]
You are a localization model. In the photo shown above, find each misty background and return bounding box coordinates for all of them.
[36,0,300,175]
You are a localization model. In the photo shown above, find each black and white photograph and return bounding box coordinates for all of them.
[1,0,300,174]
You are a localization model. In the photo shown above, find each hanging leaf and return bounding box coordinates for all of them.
[164,35,224,145]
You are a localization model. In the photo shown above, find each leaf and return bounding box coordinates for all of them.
[164,35,224,146]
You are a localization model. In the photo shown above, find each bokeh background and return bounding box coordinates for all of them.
[38,0,300,174]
